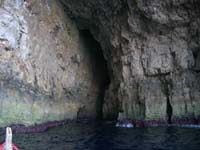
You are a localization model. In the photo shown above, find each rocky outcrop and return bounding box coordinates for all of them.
[0,0,105,126]
[61,0,200,123]
[0,0,200,127]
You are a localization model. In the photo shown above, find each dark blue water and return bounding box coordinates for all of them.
[0,122,200,150]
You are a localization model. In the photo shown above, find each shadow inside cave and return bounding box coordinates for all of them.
[78,29,110,120]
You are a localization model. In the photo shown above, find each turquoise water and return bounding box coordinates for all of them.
[0,122,200,150]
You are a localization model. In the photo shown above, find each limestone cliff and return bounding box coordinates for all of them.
[0,0,200,127]
[61,0,200,123]
[0,0,105,126]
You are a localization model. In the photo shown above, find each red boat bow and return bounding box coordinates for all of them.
[0,142,20,150]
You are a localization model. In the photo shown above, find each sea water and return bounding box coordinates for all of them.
[0,122,200,150]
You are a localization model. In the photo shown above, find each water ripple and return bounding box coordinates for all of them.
[0,122,200,150]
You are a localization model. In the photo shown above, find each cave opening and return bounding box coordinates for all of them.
[79,29,110,120]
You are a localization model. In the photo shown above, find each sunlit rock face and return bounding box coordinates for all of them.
[61,0,200,123]
[0,0,104,126]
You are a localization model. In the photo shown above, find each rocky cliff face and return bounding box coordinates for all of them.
[0,0,200,127]
[0,0,108,126]
[61,0,200,123]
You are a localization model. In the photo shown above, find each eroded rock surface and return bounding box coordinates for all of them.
[61,0,200,123]
[0,0,200,127]
[0,0,104,126]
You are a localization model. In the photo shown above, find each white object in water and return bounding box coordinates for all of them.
[115,122,120,127]
[126,123,134,128]
[5,127,12,150]
[115,122,134,128]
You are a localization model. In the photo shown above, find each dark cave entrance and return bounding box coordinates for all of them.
[79,30,110,120]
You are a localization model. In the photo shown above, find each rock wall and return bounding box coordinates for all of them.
[0,0,103,126]
[0,0,200,126]
[61,0,200,123]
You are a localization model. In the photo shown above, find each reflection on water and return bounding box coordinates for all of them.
[0,122,200,150]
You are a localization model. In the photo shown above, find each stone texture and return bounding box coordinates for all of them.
[0,0,103,126]
[0,0,200,127]
[61,0,200,123]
